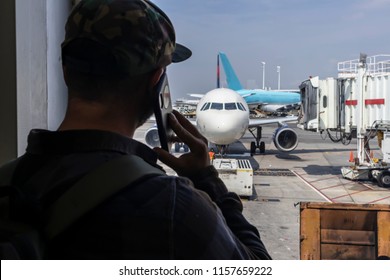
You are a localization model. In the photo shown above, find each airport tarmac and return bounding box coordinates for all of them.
[135,120,390,260]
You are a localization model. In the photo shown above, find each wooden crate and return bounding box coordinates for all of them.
[300,202,390,260]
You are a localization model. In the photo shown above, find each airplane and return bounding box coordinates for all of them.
[144,87,299,155]
[218,52,301,113]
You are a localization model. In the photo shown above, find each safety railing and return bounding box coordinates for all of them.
[337,54,390,77]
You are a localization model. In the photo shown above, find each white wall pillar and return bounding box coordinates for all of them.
[0,0,71,165]
[16,0,49,154]
[15,0,71,157]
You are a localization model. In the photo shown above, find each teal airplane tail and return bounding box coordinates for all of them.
[218,52,243,91]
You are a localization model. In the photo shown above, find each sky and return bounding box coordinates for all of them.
[153,0,390,100]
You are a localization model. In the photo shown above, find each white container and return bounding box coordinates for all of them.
[212,158,253,197]
[382,132,390,163]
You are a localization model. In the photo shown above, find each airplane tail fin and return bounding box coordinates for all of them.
[217,54,220,88]
[219,52,243,91]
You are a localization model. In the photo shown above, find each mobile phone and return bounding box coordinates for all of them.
[153,71,174,152]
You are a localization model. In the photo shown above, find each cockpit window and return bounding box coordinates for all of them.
[200,102,211,111]
[210,103,223,110]
[225,102,237,110]
[237,103,246,111]
[201,102,245,111]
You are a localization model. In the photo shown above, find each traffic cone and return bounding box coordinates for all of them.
[349,151,354,162]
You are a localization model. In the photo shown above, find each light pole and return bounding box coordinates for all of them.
[277,66,281,90]
[261,61,266,89]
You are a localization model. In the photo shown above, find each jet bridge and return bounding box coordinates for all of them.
[298,54,390,188]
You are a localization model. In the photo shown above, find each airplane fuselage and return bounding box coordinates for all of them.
[238,89,301,105]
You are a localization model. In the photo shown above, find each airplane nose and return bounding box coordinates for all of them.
[197,112,247,145]
[212,119,236,131]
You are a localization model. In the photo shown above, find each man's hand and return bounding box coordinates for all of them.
[154,110,210,178]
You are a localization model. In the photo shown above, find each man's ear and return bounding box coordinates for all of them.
[151,68,164,86]
[62,65,69,86]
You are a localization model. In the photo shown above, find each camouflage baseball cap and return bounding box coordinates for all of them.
[61,0,191,76]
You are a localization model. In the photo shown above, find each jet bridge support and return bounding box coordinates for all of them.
[298,54,390,188]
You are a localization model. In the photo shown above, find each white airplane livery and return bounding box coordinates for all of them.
[145,88,299,155]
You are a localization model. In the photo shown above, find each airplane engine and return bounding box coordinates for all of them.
[144,126,160,147]
[145,125,188,152]
[273,126,299,152]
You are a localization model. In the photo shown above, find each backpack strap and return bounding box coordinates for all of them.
[44,155,165,239]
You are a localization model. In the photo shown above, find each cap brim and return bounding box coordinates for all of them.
[172,43,192,63]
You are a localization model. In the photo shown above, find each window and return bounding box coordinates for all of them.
[200,102,211,111]
[322,96,328,108]
[225,102,237,110]
[237,103,246,111]
[210,103,223,110]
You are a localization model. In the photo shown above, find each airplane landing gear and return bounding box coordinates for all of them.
[215,145,228,156]
[249,127,265,156]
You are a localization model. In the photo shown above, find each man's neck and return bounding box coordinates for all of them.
[58,98,137,138]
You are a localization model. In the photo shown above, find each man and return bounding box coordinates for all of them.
[208,148,216,163]
[2,0,271,259]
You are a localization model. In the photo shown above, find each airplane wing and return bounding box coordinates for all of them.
[241,92,257,99]
[245,101,266,109]
[246,102,301,113]
[188,93,204,98]
[273,103,301,112]
[248,115,298,128]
